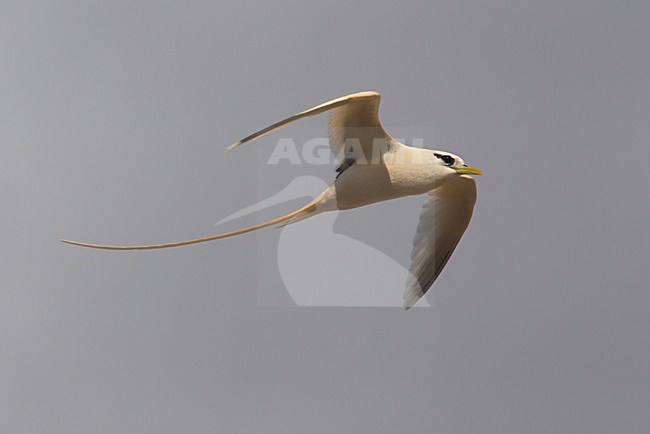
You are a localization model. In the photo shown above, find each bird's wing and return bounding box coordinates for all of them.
[226,91,393,165]
[404,176,477,309]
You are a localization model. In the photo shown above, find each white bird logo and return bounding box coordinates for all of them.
[61,91,483,309]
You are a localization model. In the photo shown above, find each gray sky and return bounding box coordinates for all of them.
[2,1,650,432]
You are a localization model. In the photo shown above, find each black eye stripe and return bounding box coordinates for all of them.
[434,153,455,166]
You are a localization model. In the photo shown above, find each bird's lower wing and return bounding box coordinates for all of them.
[404,176,477,309]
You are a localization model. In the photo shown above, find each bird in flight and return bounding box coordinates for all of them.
[61,91,482,309]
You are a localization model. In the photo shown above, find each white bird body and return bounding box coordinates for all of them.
[62,91,482,309]
[332,145,446,209]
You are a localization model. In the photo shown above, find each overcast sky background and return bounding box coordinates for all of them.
[2,1,650,432]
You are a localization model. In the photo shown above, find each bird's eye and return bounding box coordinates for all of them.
[434,153,455,166]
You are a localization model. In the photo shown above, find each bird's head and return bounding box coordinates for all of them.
[433,152,483,177]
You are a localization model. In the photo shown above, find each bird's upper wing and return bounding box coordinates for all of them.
[404,176,477,309]
[226,91,393,165]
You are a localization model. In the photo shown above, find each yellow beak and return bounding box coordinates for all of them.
[455,165,483,176]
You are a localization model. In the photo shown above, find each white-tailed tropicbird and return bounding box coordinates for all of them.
[61,91,482,309]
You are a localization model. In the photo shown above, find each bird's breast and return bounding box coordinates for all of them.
[333,160,435,210]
